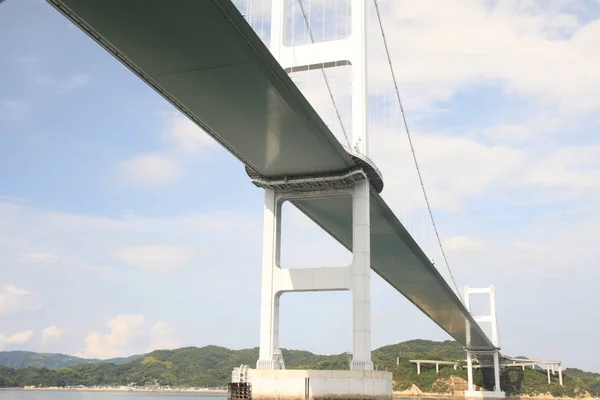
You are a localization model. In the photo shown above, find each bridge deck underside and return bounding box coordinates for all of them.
[46,0,495,351]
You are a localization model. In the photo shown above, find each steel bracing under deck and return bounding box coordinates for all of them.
[45,0,496,352]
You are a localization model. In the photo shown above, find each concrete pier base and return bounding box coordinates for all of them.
[464,390,506,399]
[248,369,393,400]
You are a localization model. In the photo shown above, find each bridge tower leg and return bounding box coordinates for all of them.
[464,286,505,398]
[493,351,501,391]
[466,350,474,392]
[255,0,373,372]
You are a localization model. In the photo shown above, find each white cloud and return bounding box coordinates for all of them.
[119,153,180,187]
[367,0,600,116]
[0,284,29,297]
[21,252,60,264]
[444,236,488,254]
[41,325,63,343]
[113,244,197,273]
[79,315,181,358]
[117,113,220,187]
[148,321,181,351]
[16,251,123,281]
[525,146,600,193]
[483,124,535,142]
[0,284,35,316]
[162,112,217,154]
[0,330,34,346]
[372,128,526,212]
[0,200,251,277]
[79,314,145,359]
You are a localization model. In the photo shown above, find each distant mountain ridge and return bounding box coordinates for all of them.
[0,339,461,370]
[0,350,144,369]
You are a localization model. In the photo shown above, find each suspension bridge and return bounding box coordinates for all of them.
[42,0,541,398]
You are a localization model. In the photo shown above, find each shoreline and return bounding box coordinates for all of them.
[393,394,455,398]
[393,392,593,400]
[0,387,227,394]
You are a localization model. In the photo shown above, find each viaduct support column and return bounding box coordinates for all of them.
[558,365,563,386]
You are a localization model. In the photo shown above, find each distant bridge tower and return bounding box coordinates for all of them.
[255,0,374,372]
[464,285,504,397]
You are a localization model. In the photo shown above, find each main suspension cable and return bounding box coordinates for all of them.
[372,0,461,297]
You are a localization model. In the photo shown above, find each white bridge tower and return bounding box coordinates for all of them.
[464,285,505,398]
[255,0,373,372]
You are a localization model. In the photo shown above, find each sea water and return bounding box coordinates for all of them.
[0,391,227,399]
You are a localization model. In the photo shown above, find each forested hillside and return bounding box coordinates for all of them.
[0,339,596,398]
[0,351,142,369]
[564,368,600,396]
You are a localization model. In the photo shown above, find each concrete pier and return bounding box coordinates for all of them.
[464,390,506,399]
[248,369,393,400]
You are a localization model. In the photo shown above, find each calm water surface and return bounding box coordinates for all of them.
[0,392,433,400]
[0,391,227,399]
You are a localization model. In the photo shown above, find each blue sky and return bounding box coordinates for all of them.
[1,0,600,372]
